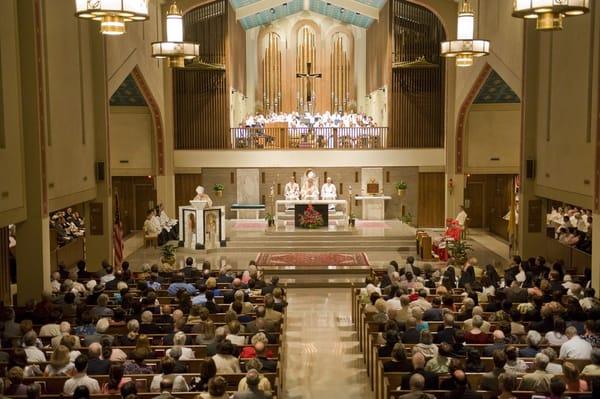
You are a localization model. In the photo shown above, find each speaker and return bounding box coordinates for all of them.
[526,159,536,179]
[95,161,105,181]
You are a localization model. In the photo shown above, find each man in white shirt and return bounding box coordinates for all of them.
[559,326,593,360]
[386,290,403,312]
[63,354,100,395]
[23,331,46,363]
[100,265,115,285]
[456,205,468,228]
[50,272,61,293]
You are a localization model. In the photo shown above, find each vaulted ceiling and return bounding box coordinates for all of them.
[230,0,386,29]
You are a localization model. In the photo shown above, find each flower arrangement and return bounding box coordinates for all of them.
[297,204,325,229]
[213,183,224,196]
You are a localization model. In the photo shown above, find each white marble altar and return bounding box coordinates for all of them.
[178,205,227,250]
[355,195,392,220]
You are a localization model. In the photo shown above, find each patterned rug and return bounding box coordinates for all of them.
[256,252,370,267]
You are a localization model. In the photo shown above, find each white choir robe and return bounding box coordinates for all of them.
[321,183,337,210]
[284,182,300,200]
[321,183,337,200]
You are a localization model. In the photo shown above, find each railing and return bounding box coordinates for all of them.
[231,126,388,149]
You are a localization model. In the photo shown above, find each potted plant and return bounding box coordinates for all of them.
[447,239,472,265]
[213,183,224,197]
[400,212,413,225]
[264,212,275,227]
[348,213,356,227]
[395,181,408,197]
[161,244,177,266]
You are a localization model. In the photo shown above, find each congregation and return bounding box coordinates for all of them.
[0,258,285,399]
[356,255,600,399]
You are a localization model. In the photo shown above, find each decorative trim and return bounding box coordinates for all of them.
[455,63,492,174]
[596,31,600,213]
[130,66,165,176]
[33,0,49,215]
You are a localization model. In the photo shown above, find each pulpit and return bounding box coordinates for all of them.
[178,205,227,250]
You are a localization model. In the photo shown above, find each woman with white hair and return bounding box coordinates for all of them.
[166,331,195,360]
[116,319,139,346]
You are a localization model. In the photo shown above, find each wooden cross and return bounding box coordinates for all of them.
[296,62,322,104]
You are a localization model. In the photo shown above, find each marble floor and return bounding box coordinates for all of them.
[282,288,373,399]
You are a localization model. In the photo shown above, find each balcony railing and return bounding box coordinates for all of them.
[231,126,388,149]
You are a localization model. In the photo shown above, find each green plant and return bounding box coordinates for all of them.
[349,213,357,220]
[213,183,224,192]
[400,213,413,224]
[264,213,274,222]
[395,181,408,190]
[161,244,177,265]
[447,240,472,265]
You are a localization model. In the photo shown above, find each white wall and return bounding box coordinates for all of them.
[44,0,99,211]
[464,103,521,174]
[532,12,598,208]
[174,148,444,169]
[109,106,154,176]
[0,0,26,226]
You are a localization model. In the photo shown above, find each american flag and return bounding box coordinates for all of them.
[113,193,124,270]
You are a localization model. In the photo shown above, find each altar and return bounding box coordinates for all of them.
[178,205,227,250]
[275,199,348,225]
[355,195,392,220]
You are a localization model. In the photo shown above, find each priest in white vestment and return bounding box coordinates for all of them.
[194,186,213,207]
[284,176,300,200]
[321,177,337,210]
[301,173,320,200]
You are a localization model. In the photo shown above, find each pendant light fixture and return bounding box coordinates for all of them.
[441,0,490,67]
[512,0,590,31]
[75,0,149,36]
[151,1,199,68]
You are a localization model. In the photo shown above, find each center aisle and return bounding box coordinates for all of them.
[281,288,374,399]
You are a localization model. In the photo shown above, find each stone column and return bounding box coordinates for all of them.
[517,24,547,259]
[84,33,113,271]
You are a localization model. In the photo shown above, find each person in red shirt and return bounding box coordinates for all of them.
[464,315,491,344]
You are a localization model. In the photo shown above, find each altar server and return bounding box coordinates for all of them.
[321,177,337,210]
[456,205,468,228]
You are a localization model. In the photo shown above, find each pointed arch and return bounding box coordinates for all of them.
[129,66,165,176]
[455,63,492,174]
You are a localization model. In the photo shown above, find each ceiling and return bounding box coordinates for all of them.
[230,0,386,29]
[474,70,520,104]
[110,74,147,107]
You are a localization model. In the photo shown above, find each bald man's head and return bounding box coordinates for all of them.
[409,373,425,390]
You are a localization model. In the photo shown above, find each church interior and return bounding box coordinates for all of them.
[0,0,599,398]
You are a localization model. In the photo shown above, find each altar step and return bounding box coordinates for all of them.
[219,234,414,253]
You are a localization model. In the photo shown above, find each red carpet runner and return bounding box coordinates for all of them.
[255,252,370,267]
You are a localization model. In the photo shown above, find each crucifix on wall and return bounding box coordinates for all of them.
[296,61,322,113]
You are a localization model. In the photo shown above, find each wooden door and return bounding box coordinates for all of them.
[135,185,157,230]
[465,181,484,227]
[417,172,445,227]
